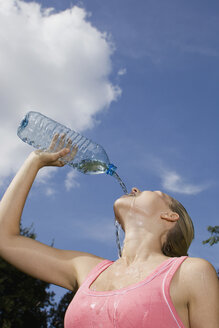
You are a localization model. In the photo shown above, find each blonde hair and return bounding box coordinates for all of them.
[162,197,195,257]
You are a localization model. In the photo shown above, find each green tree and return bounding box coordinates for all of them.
[0,226,55,328]
[49,291,76,328]
[202,226,219,246]
[202,225,219,279]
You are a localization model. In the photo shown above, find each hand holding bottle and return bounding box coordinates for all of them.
[17,111,117,175]
[31,133,78,169]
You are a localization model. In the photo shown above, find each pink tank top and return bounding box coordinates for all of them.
[64,256,188,328]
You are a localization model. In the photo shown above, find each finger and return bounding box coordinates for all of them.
[64,144,78,162]
[64,138,72,153]
[71,144,78,157]
[58,161,65,167]
[57,158,65,167]
[48,133,59,151]
[66,138,72,148]
[60,147,72,163]
[57,147,70,158]
[50,158,66,167]
[51,148,69,166]
[73,144,78,150]
[57,134,66,150]
[63,139,73,159]
[70,144,78,153]
[48,147,69,163]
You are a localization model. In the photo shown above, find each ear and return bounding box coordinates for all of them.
[160,211,179,222]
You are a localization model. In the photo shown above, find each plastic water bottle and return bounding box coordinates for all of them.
[17,111,117,176]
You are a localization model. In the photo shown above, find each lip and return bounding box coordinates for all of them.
[121,192,135,197]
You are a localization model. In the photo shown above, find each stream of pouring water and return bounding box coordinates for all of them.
[112,172,128,258]
[112,172,128,194]
[71,159,128,258]
[114,219,123,258]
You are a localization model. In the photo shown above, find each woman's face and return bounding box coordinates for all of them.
[113,188,172,229]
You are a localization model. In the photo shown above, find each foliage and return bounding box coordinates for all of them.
[0,226,55,328]
[49,291,75,328]
[202,226,219,246]
[202,225,219,279]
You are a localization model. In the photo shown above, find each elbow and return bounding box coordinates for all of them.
[0,234,9,255]
[0,232,19,256]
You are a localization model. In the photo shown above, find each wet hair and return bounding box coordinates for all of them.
[161,197,195,257]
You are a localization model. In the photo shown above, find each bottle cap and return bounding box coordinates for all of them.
[106,163,117,176]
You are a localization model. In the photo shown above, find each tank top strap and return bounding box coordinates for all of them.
[161,256,188,327]
[163,256,188,288]
[80,259,113,289]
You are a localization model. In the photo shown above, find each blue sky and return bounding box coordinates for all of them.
[0,0,218,302]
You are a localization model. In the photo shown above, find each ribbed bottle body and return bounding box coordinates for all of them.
[17,111,113,175]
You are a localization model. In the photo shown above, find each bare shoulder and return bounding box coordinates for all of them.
[183,256,216,266]
[69,250,107,287]
[180,256,219,300]
[180,257,219,327]
[181,256,218,276]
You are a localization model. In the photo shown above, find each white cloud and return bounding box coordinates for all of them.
[0,0,121,188]
[173,41,219,58]
[35,167,58,185]
[64,170,80,191]
[161,170,208,195]
[144,155,210,195]
[45,187,57,197]
[118,68,127,76]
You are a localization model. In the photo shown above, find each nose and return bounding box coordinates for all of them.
[131,187,141,194]
[154,190,163,196]
[154,190,166,200]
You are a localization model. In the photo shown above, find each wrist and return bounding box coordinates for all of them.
[27,151,44,170]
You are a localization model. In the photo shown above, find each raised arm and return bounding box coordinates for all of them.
[0,134,104,291]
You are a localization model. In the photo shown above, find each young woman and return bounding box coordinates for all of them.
[0,134,218,328]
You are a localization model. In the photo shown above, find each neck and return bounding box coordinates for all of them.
[119,228,166,266]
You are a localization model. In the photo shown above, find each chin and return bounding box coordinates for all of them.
[113,197,120,212]
[113,196,129,224]
[114,194,133,209]
[113,197,123,220]
[113,196,125,210]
